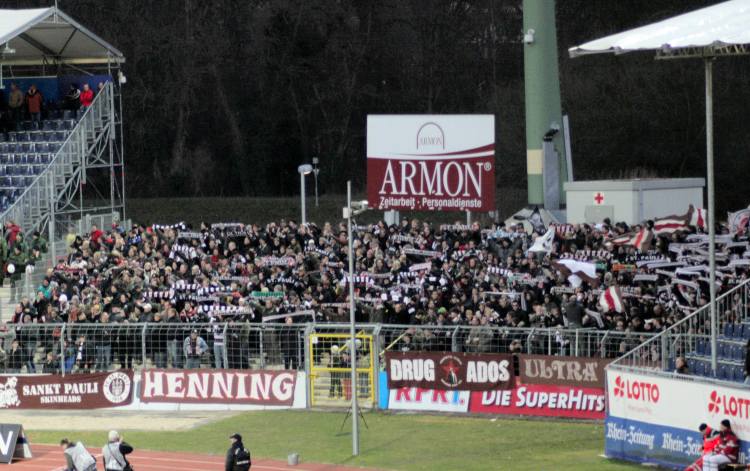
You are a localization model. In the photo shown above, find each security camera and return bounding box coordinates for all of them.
[523,29,535,45]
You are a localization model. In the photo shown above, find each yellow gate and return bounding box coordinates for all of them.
[309,333,374,407]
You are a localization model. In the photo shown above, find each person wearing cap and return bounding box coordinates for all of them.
[685,423,719,471]
[702,419,738,470]
[102,430,134,471]
[225,433,251,471]
[183,328,208,369]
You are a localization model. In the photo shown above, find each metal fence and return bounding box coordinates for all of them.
[0,322,657,376]
[609,278,750,384]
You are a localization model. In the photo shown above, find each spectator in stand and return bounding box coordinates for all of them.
[95,312,113,371]
[183,328,207,369]
[80,83,94,108]
[8,82,23,125]
[64,84,81,110]
[25,84,42,122]
[675,356,689,374]
[74,334,94,372]
[5,339,24,373]
[701,419,739,470]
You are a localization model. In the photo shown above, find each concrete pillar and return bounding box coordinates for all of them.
[523,0,567,206]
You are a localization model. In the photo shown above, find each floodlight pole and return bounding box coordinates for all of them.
[706,58,717,374]
[346,180,360,456]
[300,172,307,225]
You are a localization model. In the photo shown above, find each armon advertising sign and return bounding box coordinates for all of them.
[367,115,495,212]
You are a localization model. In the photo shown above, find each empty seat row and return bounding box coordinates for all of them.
[723,323,750,339]
[0,154,54,165]
[0,175,36,189]
[0,142,64,154]
[694,338,746,361]
[687,357,746,382]
[0,164,46,177]
[0,130,70,143]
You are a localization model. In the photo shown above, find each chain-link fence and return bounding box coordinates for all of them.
[0,321,657,376]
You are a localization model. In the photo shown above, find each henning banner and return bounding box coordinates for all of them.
[367,115,495,212]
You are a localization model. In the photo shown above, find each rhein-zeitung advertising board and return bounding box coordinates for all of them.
[0,371,133,409]
[367,115,495,212]
[385,351,514,391]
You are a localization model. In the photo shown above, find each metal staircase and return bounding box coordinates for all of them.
[0,81,125,262]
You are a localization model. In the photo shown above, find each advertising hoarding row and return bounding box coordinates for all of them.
[367,115,495,212]
[382,352,608,419]
[0,369,301,410]
[605,369,750,468]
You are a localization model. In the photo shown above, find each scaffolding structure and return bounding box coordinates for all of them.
[0,7,126,261]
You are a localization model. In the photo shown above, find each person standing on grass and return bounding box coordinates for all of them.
[102,430,134,471]
[60,438,97,471]
[225,433,251,471]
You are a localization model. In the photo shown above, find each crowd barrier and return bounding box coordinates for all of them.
[0,322,637,414]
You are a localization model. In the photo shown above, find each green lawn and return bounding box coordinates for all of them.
[29,410,640,471]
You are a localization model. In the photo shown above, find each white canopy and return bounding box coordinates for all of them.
[569,0,750,57]
[0,7,124,65]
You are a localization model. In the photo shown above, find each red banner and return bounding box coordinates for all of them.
[367,115,495,212]
[385,351,514,391]
[469,383,606,419]
[0,371,133,409]
[140,369,297,406]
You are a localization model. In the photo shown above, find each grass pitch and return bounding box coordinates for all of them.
[28,410,639,471]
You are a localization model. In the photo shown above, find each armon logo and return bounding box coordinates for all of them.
[708,390,750,418]
[612,376,660,403]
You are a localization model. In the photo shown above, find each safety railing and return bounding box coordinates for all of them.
[0,82,114,235]
[0,321,658,376]
[608,278,750,384]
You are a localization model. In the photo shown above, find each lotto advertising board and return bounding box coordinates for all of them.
[605,369,750,468]
[366,115,495,212]
[0,371,133,409]
[382,353,605,419]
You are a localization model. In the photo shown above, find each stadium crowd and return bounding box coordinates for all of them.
[1,206,748,373]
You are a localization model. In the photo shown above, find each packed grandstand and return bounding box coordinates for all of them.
[1,205,749,380]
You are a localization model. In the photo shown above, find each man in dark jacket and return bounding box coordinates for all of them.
[225,433,251,471]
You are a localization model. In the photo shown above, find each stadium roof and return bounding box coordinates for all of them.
[569,0,750,59]
[0,7,124,66]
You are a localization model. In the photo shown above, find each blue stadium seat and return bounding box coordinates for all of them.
[736,324,745,339]
[696,339,706,355]
[724,324,734,338]
[31,132,43,143]
[16,132,29,142]
[36,143,49,153]
[62,109,74,120]
[6,132,17,142]
[53,131,65,142]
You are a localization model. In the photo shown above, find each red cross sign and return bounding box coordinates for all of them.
[594,192,604,205]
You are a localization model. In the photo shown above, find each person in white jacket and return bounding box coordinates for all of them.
[102,430,134,471]
[60,438,97,471]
